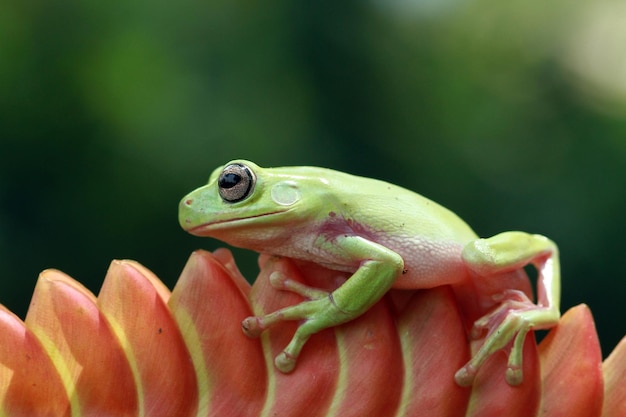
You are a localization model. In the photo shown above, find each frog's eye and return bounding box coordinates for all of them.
[218,163,256,203]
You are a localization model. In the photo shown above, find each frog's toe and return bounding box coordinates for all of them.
[470,290,535,339]
[506,366,523,385]
[275,351,297,373]
[454,364,477,387]
[470,319,490,340]
[241,316,265,337]
[269,271,289,288]
[269,271,330,299]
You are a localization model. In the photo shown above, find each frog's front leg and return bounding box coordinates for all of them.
[242,236,404,373]
[455,231,561,386]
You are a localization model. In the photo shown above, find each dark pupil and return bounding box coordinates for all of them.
[219,173,241,189]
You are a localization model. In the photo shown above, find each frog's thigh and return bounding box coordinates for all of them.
[461,231,555,276]
[461,230,560,315]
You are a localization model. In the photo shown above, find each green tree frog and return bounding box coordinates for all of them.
[178,160,560,386]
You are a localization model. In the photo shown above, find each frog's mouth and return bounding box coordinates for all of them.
[187,210,290,235]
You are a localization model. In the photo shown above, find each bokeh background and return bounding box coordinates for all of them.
[2,0,626,356]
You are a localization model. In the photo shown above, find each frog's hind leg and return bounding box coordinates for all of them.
[455,231,560,386]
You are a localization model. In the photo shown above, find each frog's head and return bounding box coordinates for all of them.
[178,159,326,249]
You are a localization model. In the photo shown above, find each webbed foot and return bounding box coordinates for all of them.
[242,270,349,373]
[458,231,561,386]
[455,291,556,386]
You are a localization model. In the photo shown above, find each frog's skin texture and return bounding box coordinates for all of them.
[179,160,560,386]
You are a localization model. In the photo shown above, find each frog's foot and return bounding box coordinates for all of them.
[242,271,349,372]
[454,290,559,386]
[469,290,533,339]
[242,271,330,336]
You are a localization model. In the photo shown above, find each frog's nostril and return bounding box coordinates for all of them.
[185,199,193,206]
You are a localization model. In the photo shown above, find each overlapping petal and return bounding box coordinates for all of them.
[168,249,266,417]
[98,260,199,417]
[538,304,603,417]
[25,269,138,417]
[602,336,626,417]
[0,249,621,416]
[0,304,71,417]
[394,287,471,416]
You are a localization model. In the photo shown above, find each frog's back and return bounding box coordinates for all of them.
[311,167,477,241]
[292,165,478,288]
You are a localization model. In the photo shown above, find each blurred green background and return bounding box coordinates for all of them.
[1,0,626,356]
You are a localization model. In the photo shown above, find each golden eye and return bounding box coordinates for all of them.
[218,163,256,203]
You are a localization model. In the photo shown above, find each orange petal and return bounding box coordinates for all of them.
[279,258,407,415]
[538,304,603,417]
[168,250,266,417]
[213,247,253,297]
[249,256,339,417]
[603,336,626,417]
[395,286,471,417]
[0,305,71,417]
[326,294,404,416]
[24,269,138,417]
[97,260,198,417]
[466,332,541,417]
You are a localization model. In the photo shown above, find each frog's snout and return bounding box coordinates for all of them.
[178,195,196,230]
